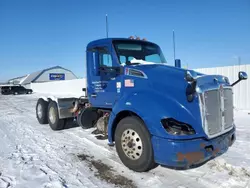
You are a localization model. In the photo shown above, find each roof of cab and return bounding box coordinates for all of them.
[86,38,157,49]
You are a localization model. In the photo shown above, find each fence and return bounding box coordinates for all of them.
[195,64,250,110]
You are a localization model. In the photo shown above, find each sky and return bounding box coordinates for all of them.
[0,0,249,81]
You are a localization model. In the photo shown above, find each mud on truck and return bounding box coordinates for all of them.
[35,37,248,172]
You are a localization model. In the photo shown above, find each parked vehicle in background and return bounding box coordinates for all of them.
[0,85,33,95]
[0,86,12,95]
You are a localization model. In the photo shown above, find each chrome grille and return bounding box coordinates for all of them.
[223,88,234,129]
[204,90,222,135]
[200,87,234,138]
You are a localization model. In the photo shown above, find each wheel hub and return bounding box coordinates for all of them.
[121,129,143,160]
[49,107,56,124]
[127,140,133,148]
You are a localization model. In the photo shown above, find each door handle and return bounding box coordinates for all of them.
[91,93,97,98]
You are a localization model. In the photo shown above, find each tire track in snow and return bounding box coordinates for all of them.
[0,96,113,188]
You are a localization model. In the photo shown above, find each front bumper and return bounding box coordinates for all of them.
[152,127,235,169]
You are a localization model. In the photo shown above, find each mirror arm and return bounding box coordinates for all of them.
[231,80,241,87]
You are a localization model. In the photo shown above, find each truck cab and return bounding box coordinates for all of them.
[36,37,248,172]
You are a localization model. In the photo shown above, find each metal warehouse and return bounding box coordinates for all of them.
[8,66,78,88]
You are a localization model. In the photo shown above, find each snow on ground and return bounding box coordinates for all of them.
[0,93,250,188]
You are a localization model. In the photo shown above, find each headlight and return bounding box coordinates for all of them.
[161,118,196,135]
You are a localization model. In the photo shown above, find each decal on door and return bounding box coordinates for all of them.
[116,82,121,93]
[116,82,121,88]
[92,81,108,92]
[124,79,134,87]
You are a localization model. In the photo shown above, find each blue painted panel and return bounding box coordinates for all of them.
[151,127,235,168]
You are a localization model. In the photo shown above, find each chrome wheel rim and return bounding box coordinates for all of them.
[121,128,143,160]
[49,107,56,124]
[37,104,42,119]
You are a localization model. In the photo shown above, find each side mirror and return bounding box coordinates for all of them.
[231,71,248,87]
[185,70,197,82]
[239,71,248,80]
[185,70,197,102]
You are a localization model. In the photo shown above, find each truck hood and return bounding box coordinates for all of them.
[125,63,193,108]
[127,62,228,93]
[126,59,202,78]
[127,62,199,83]
[124,62,204,136]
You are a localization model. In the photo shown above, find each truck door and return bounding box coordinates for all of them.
[87,45,121,108]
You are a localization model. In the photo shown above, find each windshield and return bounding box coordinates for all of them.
[113,40,167,65]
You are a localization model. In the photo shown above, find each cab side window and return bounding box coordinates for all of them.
[98,47,112,67]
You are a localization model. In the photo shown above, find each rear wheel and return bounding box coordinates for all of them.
[36,98,48,124]
[47,101,65,130]
[115,116,156,172]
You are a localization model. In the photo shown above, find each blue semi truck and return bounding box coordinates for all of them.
[36,37,247,172]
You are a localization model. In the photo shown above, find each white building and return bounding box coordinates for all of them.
[8,66,78,88]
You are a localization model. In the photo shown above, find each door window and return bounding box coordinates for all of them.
[98,47,112,67]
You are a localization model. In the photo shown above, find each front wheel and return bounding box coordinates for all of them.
[47,101,65,130]
[115,116,156,172]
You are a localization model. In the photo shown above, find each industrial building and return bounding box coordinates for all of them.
[8,75,29,85]
[8,66,78,88]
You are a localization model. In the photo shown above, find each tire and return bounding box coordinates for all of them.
[115,116,156,172]
[47,101,65,130]
[13,92,18,95]
[36,98,49,124]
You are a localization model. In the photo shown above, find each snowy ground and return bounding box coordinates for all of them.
[0,93,250,188]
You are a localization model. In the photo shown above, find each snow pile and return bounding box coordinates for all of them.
[0,94,250,188]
